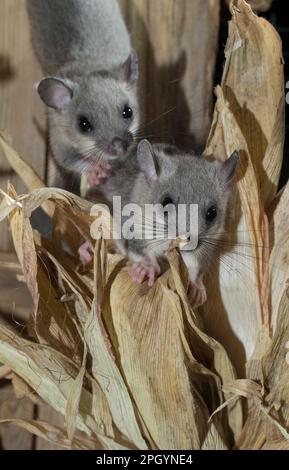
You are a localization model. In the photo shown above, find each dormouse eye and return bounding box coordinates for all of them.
[78,116,93,133]
[161,196,174,208]
[122,104,133,120]
[205,205,217,222]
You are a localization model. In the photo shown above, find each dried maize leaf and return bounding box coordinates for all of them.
[8,191,38,305]
[0,181,128,448]
[0,324,89,436]
[246,326,271,382]
[236,406,266,449]
[239,288,289,448]
[167,249,243,439]
[0,321,121,447]
[84,303,148,450]
[268,228,289,331]
[4,186,89,359]
[0,132,54,216]
[0,133,45,191]
[107,258,229,449]
[267,178,289,330]
[268,182,289,244]
[0,137,240,449]
[200,0,283,372]
[65,344,87,442]
[11,372,38,404]
[261,289,289,427]
[262,424,289,450]
[0,188,23,222]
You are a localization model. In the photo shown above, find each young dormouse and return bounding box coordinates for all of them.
[85,140,239,306]
[27,0,139,188]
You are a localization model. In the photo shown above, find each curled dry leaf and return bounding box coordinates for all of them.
[0,160,237,449]
[0,0,289,451]
[202,0,284,373]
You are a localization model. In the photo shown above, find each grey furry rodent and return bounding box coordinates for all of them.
[87,140,239,306]
[27,0,139,184]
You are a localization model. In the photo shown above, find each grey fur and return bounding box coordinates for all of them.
[27,0,139,176]
[87,141,239,280]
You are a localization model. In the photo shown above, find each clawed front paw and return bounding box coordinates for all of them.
[187,279,207,307]
[87,161,111,187]
[128,255,161,287]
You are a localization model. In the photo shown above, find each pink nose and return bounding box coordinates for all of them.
[112,137,128,153]
[106,138,130,157]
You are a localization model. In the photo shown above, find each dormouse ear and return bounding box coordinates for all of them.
[37,77,73,112]
[137,140,159,185]
[117,49,139,85]
[217,150,240,186]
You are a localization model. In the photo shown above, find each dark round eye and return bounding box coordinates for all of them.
[206,205,217,222]
[122,105,133,120]
[161,196,174,207]
[78,116,93,133]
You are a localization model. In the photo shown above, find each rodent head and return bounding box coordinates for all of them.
[127,140,239,261]
[37,51,139,172]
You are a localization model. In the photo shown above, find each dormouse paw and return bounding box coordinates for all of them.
[87,161,111,187]
[187,279,207,307]
[128,254,161,288]
[78,241,93,264]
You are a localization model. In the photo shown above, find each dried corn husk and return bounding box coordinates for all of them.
[202,0,284,373]
[0,173,236,449]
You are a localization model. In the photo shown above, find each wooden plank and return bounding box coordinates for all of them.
[0,382,35,450]
[119,0,220,152]
[0,0,47,252]
[0,252,63,450]
[0,252,33,449]
[36,404,64,450]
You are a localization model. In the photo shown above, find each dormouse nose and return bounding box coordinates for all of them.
[111,137,128,153]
